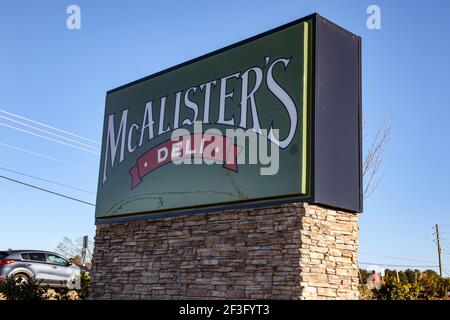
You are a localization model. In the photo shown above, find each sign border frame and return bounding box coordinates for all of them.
[96,12,363,224]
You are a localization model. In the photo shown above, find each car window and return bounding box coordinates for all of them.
[21,253,30,260]
[23,252,46,262]
[47,254,69,266]
[0,252,7,259]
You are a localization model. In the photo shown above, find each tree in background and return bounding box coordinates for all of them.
[359,268,370,284]
[55,236,94,265]
[360,268,450,300]
[362,114,392,199]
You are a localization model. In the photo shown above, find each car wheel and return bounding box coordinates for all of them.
[12,273,30,284]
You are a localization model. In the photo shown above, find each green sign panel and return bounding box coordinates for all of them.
[96,21,311,221]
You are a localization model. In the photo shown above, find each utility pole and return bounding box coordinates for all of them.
[358,269,366,293]
[81,235,88,266]
[435,224,443,277]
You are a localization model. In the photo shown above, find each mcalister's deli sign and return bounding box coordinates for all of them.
[96,22,311,221]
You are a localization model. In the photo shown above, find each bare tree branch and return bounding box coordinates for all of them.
[363,113,392,200]
[55,236,94,262]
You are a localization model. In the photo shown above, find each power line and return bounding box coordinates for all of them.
[440,238,450,249]
[443,265,450,275]
[0,166,96,195]
[0,174,95,207]
[359,261,438,268]
[359,252,436,264]
[0,114,100,152]
[0,108,100,145]
[0,141,96,173]
[0,122,100,155]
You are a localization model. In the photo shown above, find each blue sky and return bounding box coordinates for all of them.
[0,1,449,274]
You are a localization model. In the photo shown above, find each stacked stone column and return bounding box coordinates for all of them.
[89,203,359,300]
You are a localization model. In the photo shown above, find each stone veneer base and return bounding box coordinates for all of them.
[89,203,359,300]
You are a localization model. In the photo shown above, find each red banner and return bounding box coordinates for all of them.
[129,133,241,188]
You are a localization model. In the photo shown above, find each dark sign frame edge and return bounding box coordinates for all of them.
[96,12,362,225]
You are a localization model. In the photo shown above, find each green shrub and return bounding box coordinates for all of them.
[418,272,450,299]
[0,276,44,300]
[373,276,419,300]
[371,270,450,300]
[77,270,91,299]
